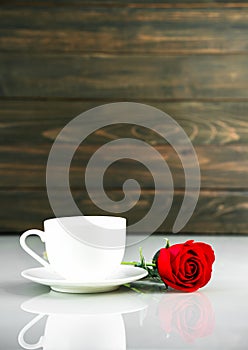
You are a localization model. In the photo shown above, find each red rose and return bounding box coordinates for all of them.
[157,240,215,292]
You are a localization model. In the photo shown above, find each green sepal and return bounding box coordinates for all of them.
[152,249,160,267]
[165,238,170,248]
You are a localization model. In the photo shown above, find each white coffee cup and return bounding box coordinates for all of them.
[20,216,126,281]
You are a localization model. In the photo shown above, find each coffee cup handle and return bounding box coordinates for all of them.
[18,314,44,349]
[20,229,50,269]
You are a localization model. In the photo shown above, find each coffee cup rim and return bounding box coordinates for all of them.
[44,216,126,224]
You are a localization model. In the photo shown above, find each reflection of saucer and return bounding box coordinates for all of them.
[21,266,148,293]
[21,289,148,315]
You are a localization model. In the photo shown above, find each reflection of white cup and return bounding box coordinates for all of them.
[20,216,126,281]
[19,314,126,350]
[18,291,148,350]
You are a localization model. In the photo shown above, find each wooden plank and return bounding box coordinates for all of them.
[1,1,248,9]
[1,54,248,99]
[1,189,248,234]
[1,141,248,189]
[1,100,248,189]
[1,100,248,145]
[1,7,248,54]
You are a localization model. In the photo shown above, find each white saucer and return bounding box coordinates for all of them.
[21,266,148,294]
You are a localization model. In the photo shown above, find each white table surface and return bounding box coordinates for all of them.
[0,234,247,349]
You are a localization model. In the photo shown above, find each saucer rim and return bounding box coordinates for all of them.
[21,265,148,287]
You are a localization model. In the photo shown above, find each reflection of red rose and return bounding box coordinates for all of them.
[157,240,215,292]
[159,293,215,343]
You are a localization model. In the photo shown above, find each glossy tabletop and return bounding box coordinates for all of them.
[0,234,247,349]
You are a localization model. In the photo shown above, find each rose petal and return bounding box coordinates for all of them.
[168,243,184,262]
[194,243,215,265]
[157,248,176,284]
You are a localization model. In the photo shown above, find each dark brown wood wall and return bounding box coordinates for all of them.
[1,0,248,234]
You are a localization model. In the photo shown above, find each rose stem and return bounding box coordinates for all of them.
[121,261,156,267]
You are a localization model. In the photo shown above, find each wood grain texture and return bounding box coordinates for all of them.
[1,7,248,54]
[1,100,247,189]
[1,1,248,8]
[1,142,248,189]
[1,189,247,234]
[1,54,248,99]
[1,1,248,234]
[1,100,248,145]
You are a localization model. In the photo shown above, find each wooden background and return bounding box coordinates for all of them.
[1,0,248,234]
